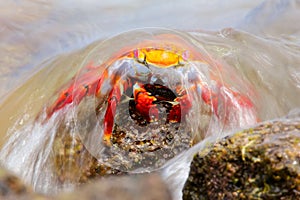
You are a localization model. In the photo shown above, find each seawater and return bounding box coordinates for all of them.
[0,1,299,200]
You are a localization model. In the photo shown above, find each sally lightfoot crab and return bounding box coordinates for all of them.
[46,33,258,151]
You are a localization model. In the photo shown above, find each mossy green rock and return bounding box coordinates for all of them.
[183,118,300,199]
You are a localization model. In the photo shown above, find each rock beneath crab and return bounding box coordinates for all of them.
[52,104,193,185]
[97,99,194,172]
[52,119,125,186]
[183,117,300,199]
[50,95,193,190]
[57,173,171,200]
[71,94,195,174]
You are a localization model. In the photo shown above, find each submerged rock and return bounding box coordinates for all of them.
[52,126,125,185]
[183,118,300,199]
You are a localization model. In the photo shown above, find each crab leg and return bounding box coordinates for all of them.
[97,60,152,145]
[46,68,102,118]
[200,81,257,125]
[167,75,256,125]
[168,91,192,123]
[101,77,134,145]
[102,81,161,145]
[102,81,125,145]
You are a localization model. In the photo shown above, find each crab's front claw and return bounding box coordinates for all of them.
[168,104,181,123]
[135,102,159,122]
[133,83,159,122]
[168,94,192,123]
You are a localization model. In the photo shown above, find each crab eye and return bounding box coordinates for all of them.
[128,62,151,82]
[133,49,145,63]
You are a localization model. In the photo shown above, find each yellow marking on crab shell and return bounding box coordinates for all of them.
[136,49,185,68]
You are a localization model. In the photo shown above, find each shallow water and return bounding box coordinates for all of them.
[0,0,300,200]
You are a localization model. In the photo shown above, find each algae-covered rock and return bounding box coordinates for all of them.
[183,118,300,199]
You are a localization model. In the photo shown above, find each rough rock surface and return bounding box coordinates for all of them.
[183,118,300,199]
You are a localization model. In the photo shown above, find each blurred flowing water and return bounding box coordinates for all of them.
[0,0,300,199]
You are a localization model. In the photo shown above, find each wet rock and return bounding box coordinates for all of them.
[56,173,171,200]
[51,93,193,187]
[4,116,170,198]
[0,168,47,200]
[183,118,300,199]
[53,130,125,185]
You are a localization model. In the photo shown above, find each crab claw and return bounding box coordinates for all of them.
[133,83,159,122]
[168,94,192,123]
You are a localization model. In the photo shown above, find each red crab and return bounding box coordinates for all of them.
[46,34,257,146]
